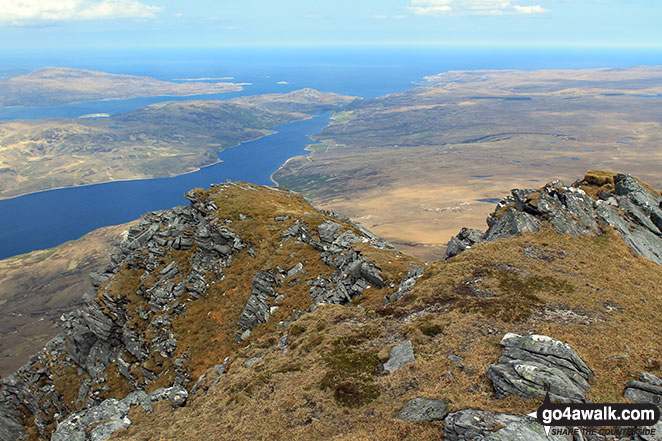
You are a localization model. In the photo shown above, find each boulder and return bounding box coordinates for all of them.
[384,341,416,373]
[395,398,448,422]
[625,372,662,404]
[486,333,593,402]
[444,409,570,441]
[445,228,485,259]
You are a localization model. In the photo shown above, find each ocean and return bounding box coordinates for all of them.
[0,46,660,259]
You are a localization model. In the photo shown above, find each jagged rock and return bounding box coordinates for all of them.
[486,333,593,402]
[444,409,570,441]
[237,271,278,332]
[445,175,662,266]
[149,384,189,407]
[484,209,542,241]
[395,398,449,422]
[384,341,415,373]
[445,228,485,259]
[318,221,342,243]
[359,261,386,288]
[625,372,662,404]
[384,264,424,304]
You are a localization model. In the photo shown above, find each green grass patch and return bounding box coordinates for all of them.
[320,329,381,408]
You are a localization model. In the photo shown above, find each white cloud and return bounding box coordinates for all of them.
[0,0,161,25]
[408,0,550,15]
[408,0,452,15]
[514,4,549,13]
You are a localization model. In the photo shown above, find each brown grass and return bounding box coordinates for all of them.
[109,223,662,441]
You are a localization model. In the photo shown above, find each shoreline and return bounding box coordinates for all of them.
[0,115,322,201]
[270,140,319,187]
[0,85,244,112]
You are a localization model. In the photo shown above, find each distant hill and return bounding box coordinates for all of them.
[0,67,241,108]
[0,88,355,199]
[1,172,661,440]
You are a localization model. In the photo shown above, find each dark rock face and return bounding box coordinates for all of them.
[444,409,571,441]
[395,398,448,422]
[445,174,662,265]
[486,333,593,402]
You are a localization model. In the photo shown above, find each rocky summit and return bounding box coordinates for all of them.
[2,173,662,441]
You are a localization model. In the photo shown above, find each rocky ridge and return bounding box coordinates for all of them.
[445,172,662,265]
[0,182,420,440]
[1,173,661,441]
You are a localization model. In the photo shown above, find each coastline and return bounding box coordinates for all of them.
[269,140,319,187]
[0,85,244,111]
[0,116,321,201]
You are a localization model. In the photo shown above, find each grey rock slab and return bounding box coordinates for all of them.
[443,409,525,441]
[384,341,415,373]
[318,221,342,243]
[485,419,571,441]
[395,398,449,422]
[149,384,189,407]
[445,409,571,441]
[52,398,130,441]
[486,333,592,402]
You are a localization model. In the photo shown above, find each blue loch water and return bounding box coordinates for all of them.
[0,46,660,258]
[0,114,330,259]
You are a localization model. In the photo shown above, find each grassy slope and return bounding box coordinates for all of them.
[107,178,662,441]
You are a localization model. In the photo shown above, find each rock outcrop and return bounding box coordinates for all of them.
[0,182,420,440]
[444,409,571,441]
[445,173,662,265]
[383,341,416,373]
[486,333,593,402]
[395,398,448,422]
[625,372,662,405]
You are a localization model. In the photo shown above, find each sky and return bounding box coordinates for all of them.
[0,0,660,50]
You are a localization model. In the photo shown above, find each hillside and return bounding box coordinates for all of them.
[0,89,354,199]
[1,172,662,440]
[273,67,662,259]
[0,67,242,108]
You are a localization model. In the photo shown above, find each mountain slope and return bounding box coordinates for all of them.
[1,173,661,441]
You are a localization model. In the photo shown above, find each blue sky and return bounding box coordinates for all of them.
[0,0,660,49]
